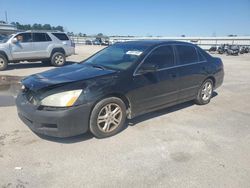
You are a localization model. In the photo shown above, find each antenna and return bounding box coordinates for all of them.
[5,11,8,23]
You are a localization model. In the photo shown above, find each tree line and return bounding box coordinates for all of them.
[11,22,64,32]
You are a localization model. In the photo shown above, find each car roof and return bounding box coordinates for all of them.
[118,40,195,48]
[16,30,66,34]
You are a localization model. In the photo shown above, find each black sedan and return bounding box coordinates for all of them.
[16,40,224,138]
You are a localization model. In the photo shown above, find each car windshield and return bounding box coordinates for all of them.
[0,34,13,43]
[84,43,149,70]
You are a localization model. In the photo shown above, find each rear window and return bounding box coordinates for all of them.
[176,45,198,65]
[52,33,69,41]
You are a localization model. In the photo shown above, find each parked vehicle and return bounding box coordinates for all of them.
[217,44,230,54]
[245,47,250,53]
[0,31,75,71]
[240,46,246,54]
[240,46,249,54]
[85,40,93,45]
[217,45,226,54]
[16,41,224,138]
[227,45,239,55]
[101,40,110,46]
[208,46,217,52]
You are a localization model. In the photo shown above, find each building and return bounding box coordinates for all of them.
[0,21,17,35]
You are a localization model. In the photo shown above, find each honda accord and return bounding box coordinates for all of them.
[16,40,224,138]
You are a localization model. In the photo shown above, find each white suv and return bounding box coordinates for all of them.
[0,31,75,71]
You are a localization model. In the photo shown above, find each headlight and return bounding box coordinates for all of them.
[41,90,82,107]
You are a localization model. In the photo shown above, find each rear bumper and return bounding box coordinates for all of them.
[214,69,224,89]
[16,93,92,138]
[65,46,75,57]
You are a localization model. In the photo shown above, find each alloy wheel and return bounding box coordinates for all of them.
[54,55,64,65]
[201,81,213,101]
[97,103,122,133]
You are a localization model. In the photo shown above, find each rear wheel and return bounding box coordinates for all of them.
[90,97,127,138]
[195,79,213,105]
[0,54,8,71]
[51,52,65,67]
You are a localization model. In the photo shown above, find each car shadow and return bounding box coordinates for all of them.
[5,61,77,70]
[127,101,194,127]
[127,91,218,127]
[36,92,218,143]
[35,131,94,143]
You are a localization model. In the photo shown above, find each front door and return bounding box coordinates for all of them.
[10,33,34,60]
[128,45,179,116]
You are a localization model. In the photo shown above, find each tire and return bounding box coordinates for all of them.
[0,54,8,71]
[51,52,65,67]
[89,97,127,138]
[195,79,214,105]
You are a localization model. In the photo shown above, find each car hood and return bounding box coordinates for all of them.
[22,63,117,91]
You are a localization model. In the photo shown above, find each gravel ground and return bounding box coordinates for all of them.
[0,46,250,188]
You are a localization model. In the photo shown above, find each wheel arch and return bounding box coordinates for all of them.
[90,93,132,120]
[0,50,9,61]
[50,48,66,58]
[205,76,216,86]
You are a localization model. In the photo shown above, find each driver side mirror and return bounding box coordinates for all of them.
[138,64,158,74]
[11,38,18,44]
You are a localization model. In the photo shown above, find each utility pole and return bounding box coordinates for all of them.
[5,11,8,23]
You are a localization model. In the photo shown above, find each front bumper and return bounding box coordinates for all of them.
[16,93,92,138]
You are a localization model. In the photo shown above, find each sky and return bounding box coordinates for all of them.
[0,0,250,36]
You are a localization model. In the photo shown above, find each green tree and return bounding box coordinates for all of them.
[43,24,52,30]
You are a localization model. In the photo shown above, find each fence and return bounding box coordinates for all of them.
[70,36,250,50]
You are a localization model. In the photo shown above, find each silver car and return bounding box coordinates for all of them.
[0,31,75,71]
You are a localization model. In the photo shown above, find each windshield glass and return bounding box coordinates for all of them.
[84,43,149,70]
[0,34,13,43]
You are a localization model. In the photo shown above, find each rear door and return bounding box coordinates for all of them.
[174,45,205,100]
[129,45,179,115]
[10,33,33,60]
[32,33,52,58]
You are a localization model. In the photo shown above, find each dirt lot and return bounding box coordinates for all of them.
[0,45,250,188]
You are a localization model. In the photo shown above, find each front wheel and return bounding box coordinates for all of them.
[195,79,214,105]
[89,97,127,138]
[0,54,8,71]
[51,52,65,67]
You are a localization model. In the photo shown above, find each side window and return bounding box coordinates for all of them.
[176,45,198,65]
[143,46,175,69]
[52,33,69,41]
[197,49,206,61]
[45,33,52,41]
[33,33,52,42]
[15,33,32,43]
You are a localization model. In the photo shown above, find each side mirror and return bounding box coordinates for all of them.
[11,38,18,44]
[138,64,158,74]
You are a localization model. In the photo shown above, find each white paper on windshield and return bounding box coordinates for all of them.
[126,51,143,56]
